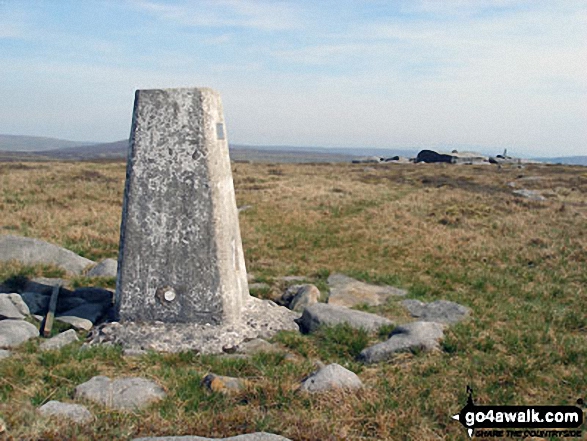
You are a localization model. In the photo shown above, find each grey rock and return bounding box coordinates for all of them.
[279,276,307,283]
[327,273,407,308]
[0,296,25,320]
[288,285,320,312]
[298,303,393,333]
[299,363,363,393]
[40,329,79,351]
[2,293,30,316]
[0,320,38,348]
[86,258,118,277]
[38,400,93,424]
[513,189,546,201]
[0,349,11,359]
[55,316,93,331]
[117,88,249,325]
[133,433,292,441]
[359,321,445,363]
[402,299,470,324]
[75,376,166,410]
[0,235,94,275]
[202,373,246,393]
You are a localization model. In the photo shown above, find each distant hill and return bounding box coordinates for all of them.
[0,134,93,152]
[535,156,587,166]
[44,140,128,159]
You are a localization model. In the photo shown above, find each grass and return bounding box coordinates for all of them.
[0,160,586,440]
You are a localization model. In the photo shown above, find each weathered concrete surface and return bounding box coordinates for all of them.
[0,235,94,275]
[116,88,248,325]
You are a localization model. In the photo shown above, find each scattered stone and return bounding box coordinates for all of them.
[55,316,93,331]
[40,329,79,351]
[249,283,270,291]
[0,349,11,360]
[92,297,299,354]
[298,303,392,334]
[0,296,25,320]
[299,363,363,393]
[327,274,407,308]
[133,433,292,441]
[0,320,38,349]
[202,373,246,393]
[288,285,320,312]
[279,276,307,283]
[236,338,282,355]
[0,235,94,275]
[513,189,546,201]
[86,258,118,278]
[402,299,470,324]
[359,321,445,363]
[38,400,93,424]
[2,293,30,316]
[75,376,166,410]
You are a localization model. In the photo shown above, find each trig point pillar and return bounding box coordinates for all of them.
[115,88,249,325]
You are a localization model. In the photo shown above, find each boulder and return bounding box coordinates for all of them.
[1,293,30,316]
[133,433,292,441]
[55,316,93,331]
[74,376,166,410]
[0,235,94,275]
[401,299,470,324]
[299,363,363,393]
[298,303,392,333]
[86,258,118,278]
[0,296,25,320]
[40,329,79,351]
[327,274,406,308]
[38,400,93,424]
[279,284,320,312]
[359,321,445,363]
[202,374,246,393]
[0,320,38,348]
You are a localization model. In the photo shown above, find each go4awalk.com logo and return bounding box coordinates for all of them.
[452,386,584,438]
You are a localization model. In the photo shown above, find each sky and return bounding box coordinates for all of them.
[0,0,586,157]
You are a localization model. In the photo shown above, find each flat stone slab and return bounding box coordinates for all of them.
[0,296,25,320]
[75,376,166,410]
[402,299,470,324]
[298,303,393,333]
[0,235,94,275]
[86,258,118,278]
[0,320,38,349]
[55,316,94,331]
[38,400,93,424]
[359,321,445,363]
[40,329,79,351]
[327,274,407,308]
[300,363,363,393]
[133,433,292,441]
[91,298,299,354]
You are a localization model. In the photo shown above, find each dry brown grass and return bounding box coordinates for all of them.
[0,160,586,440]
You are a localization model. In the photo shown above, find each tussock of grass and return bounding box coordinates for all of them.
[0,161,586,440]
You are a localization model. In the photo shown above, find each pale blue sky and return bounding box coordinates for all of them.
[1,0,586,156]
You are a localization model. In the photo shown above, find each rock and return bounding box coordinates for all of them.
[249,283,270,291]
[236,338,282,355]
[352,156,382,164]
[327,274,407,308]
[133,433,292,441]
[298,303,393,334]
[202,373,246,393]
[279,276,307,283]
[513,189,546,201]
[288,285,320,312]
[75,376,166,410]
[238,205,253,213]
[55,316,93,331]
[0,296,25,320]
[2,293,30,316]
[86,258,118,277]
[299,363,363,393]
[402,299,470,324]
[0,349,11,359]
[40,329,79,351]
[38,400,93,423]
[359,321,445,363]
[0,235,94,275]
[0,320,38,348]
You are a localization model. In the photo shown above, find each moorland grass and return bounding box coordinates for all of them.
[0,160,586,440]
